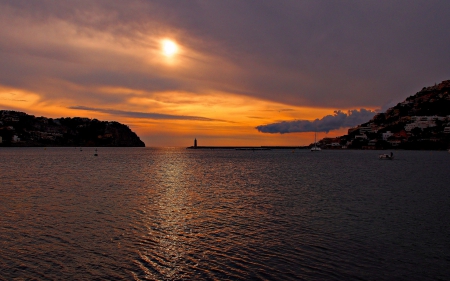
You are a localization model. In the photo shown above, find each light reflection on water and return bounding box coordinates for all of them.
[0,147,450,280]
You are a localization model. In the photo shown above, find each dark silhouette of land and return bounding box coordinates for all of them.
[187,144,309,150]
[315,80,450,150]
[0,111,145,147]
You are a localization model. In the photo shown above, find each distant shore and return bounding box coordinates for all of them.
[186,146,450,151]
[187,146,309,150]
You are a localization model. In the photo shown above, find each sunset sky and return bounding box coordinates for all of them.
[1,0,450,147]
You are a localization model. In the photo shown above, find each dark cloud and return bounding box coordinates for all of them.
[0,1,450,108]
[256,109,376,134]
[0,93,26,102]
[134,1,450,107]
[2,99,27,102]
[69,106,228,122]
[259,108,296,112]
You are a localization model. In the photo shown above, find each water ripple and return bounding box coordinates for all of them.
[0,148,450,280]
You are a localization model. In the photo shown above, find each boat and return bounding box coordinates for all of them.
[379,152,394,160]
[311,132,321,151]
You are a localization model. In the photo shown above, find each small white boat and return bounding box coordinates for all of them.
[311,132,321,152]
[379,153,394,160]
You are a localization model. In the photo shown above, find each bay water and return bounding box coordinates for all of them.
[0,148,449,280]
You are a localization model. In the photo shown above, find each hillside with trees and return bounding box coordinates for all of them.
[0,111,145,147]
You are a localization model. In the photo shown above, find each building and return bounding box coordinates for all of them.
[4,116,19,122]
[355,134,368,139]
[358,125,372,134]
[382,131,393,141]
[411,115,445,122]
[370,123,379,133]
[404,118,437,131]
[0,136,2,144]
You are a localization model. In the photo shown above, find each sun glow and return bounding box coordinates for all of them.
[161,39,178,57]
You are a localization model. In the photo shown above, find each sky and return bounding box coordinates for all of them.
[1,0,450,147]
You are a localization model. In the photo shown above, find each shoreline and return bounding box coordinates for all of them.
[186,146,309,150]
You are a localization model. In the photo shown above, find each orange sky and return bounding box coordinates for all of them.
[0,84,350,146]
[0,14,360,147]
[1,1,448,147]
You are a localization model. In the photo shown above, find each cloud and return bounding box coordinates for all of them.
[1,1,450,110]
[256,109,376,134]
[69,106,228,122]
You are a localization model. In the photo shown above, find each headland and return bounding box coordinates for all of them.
[0,111,145,147]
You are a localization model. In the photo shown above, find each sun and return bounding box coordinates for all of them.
[161,39,178,57]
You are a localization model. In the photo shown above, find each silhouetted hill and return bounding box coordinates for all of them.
[0,111,145,147]
[316,80,450,150]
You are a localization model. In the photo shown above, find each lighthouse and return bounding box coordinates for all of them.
[194,138,197,148]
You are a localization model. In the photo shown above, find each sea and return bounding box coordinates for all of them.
[0,147,449,281]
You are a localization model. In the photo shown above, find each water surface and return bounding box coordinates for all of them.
[1,148,449,280]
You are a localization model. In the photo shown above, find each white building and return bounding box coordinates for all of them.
[359,126,372,133]
[382,131,393,141]
[12,135,20,143]
[405,120,436,131]
[411,115,446,122]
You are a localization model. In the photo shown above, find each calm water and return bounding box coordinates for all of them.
[0,148,449,280]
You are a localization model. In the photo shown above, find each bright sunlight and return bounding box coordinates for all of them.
[162,39,178,57]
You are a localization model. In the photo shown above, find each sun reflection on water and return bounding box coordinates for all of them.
[138,149,195,280]
[2,148,450,280]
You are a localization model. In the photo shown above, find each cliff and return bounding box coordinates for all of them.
[0,111,145,147]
